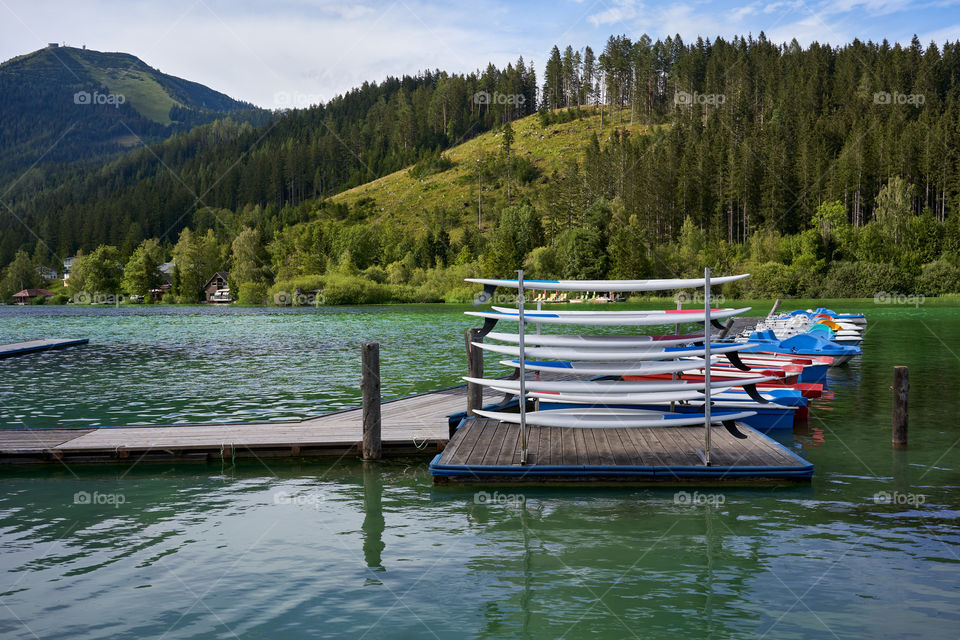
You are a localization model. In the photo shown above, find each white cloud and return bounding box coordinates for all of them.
[587,0,640,27]
[825,0,914,16]
[918,22,960,45]
[0,0,540,108]
[765,14,851,45]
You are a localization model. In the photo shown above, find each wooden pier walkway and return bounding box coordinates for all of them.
[430,417,813,483]
[0,338,89,359]
[0,370,813,482]
[0,386,504,465]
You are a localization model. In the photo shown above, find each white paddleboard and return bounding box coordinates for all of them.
[484,331,714,348]
[500,358,717,376]
[474,408,756,428]
[519,390,789,407]
[491,305,744,317]
[462,375,776,394]
[466,307,751,326]
[466,274,749,292]
[473,341,757,361]
[520,389,725,404]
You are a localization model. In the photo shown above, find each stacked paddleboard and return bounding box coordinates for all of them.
[463,274,769,433]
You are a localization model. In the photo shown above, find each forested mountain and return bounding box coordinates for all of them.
[3,34,960,303]
[0,45,269,184]
[0,56,538,264]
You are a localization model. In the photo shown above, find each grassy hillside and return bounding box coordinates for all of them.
[330,106,650,228]
[83,64,180,126]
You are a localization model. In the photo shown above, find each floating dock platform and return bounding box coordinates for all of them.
[430,417,813,483]
[0,338,89,359]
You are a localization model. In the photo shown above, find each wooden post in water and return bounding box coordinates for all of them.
[465,328,484,417]
[361,461,385,568]
[361,342,382,460]
[893,366,909,447]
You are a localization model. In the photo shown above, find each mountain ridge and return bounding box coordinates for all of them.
[0,45,269,182]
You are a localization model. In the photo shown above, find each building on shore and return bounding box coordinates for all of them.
[13,289,54,305]
[203,272,231,303]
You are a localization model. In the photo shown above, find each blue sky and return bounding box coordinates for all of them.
[2,0,958,108]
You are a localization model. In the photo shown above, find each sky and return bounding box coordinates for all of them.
[1,0,958,108]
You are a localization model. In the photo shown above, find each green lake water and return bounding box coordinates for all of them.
[0,303,958,639]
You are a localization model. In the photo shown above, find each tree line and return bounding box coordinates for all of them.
[3,33,960,303]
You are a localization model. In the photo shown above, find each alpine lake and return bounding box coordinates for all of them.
[0,301,958,639]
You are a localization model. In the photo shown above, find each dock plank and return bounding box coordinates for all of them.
[548,427,563,466]
[630,428,666,466]
[608,429,634,466]
[559,428,574,465]
[619,428,651,466]
[437,422,472,464]
[655,427,702,466]
[473,420,501,465]
[591,428,617,466]
[480,421,508,465]
[445,420,488,466]
[496,421,521,466]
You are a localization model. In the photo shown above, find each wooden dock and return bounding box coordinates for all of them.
[430,417,813,483]
[0,386,505,465]
[721,316,761,338]
[0,365,813,482]
[0,338,89,359]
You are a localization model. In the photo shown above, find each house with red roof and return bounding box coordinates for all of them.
[12,289,54,305]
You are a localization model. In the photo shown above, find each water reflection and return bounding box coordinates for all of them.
[362,462,385,572]
[1,459,959,639]
[2,306,960,638]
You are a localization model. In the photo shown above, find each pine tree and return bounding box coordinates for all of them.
[543,46,563,110]
[582,47,596,106]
